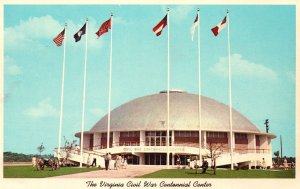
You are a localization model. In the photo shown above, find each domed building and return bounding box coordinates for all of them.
[74,90,276,168]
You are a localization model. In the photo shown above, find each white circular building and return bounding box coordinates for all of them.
[74,90,276,168]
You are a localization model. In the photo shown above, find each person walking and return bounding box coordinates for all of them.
[176,156,181,168]
[201,159,208,174]
[104,153,109,170]
[108,153,113,170]
[262,158,266,170]
[283,157,289,170]
[91,155,97,167]
[123,158,128,169]
[116,155,122,170]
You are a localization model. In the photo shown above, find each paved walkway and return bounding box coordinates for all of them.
[53,165,164,178]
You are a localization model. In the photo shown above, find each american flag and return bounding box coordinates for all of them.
[53,29,65,47]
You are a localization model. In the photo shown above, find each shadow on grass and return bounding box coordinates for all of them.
[139,168,295,178]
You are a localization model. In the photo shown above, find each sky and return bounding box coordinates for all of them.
[3,4,296,157]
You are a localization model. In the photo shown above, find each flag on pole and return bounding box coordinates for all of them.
[211,16,227,36]
[53,29,65,47]
[152,14,168,36]
[191,14,199,41]
[74,23,86,42]
[96,18,111,37]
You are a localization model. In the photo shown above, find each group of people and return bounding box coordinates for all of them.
[176,156,209,174]
[86,153,128,170]
[271,157,294,170]
[104,153,128,170]
[282,157,295,170]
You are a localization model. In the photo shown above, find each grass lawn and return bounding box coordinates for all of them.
[3,165,99,178]
[138,168,295,178]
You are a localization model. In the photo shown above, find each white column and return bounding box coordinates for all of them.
[83,134,90,149]
[247,134,256,154]
[113,131,120,147]
[140,131,146,146]
[260,135,268,151]
[139,153,145,165]
[228,131,235,154]
[172,153,175,166]
[171,130,175,146]
[202,131,207,148]
[93,133,101,150]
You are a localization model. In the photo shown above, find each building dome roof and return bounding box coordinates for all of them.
[89,90,260,133]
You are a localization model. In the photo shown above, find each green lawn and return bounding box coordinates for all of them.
[3,165,99,178]
[138,168,295,178]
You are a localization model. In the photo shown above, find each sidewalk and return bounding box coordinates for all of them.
[53,165,164,178]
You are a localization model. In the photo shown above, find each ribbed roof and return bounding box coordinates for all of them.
[89,91,260,133]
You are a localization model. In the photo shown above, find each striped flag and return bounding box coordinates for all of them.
[211,16,227,36]
[53,29,65,47]
[152,14,167,36]
[191,14,199,41]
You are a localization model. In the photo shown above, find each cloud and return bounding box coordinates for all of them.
[4,15,62,50]
[5,56,22,75]
[209,54,278,80]
[161,5,194,21]
[25,98,59,119]
[114,16,130,25]
[4,15,103,51]
[4,80,22,101]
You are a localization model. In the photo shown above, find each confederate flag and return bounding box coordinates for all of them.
[96,18,111,37]
[152,14,167,37]
[211,16,227,36]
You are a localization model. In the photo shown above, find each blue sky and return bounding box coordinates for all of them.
[3,5,296,156]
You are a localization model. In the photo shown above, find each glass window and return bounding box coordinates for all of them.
[235,133,247,139]
[207,132,227,138]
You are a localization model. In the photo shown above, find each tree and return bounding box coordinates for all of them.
[274,150,280,167]
[59,136,77,166]
[37,143,45,156]
[204,142,225,175]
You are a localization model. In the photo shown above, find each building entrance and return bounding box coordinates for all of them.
[145,153,172,165]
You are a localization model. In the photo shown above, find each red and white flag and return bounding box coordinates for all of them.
[211,16,227,36]
[191,14,199,41]
[152,14,167,36]
[96,18,111,37]
[53,29,65,47]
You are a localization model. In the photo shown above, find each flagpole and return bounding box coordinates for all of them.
[80,18,88,167]
[57,23,67,159]
[227,10,234,170]
[107,13,113,152]
[197,9,202,164]
[166,8,170,169]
